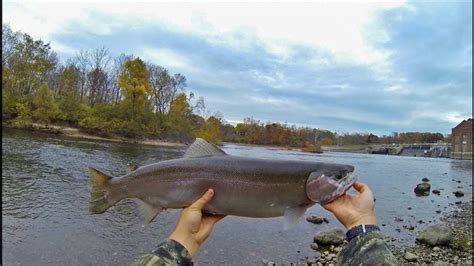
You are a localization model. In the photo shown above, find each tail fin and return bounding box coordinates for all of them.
[88,166,114,214]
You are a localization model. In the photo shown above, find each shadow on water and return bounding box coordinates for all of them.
[2,128,473,265]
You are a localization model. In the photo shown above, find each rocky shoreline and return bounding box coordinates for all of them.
[391,201,472,265]
[293,201,472,266]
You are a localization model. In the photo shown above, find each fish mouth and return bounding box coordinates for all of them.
[306,167,356,205]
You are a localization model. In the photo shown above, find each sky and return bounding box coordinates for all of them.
[3,0,472,135]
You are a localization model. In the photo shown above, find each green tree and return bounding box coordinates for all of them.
[32,83,60,126]
[166,92,194,141]
[117,57,150,122]
[198,116,224,143]
[56,65,88,123]
[12,103,32,126]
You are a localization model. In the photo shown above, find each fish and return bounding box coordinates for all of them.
[88,138,356,227]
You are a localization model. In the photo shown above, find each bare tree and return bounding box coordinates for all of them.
[74,49,90,102]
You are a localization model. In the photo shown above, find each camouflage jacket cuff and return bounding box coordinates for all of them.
[134,239,193,266]
[336,231,398,266]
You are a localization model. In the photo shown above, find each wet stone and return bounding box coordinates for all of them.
[306,216,324,224]
[415,183,431,195]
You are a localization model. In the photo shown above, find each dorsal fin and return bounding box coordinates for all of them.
[184,138,227,158]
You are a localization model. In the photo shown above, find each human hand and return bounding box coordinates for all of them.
[169,189,225,257]
[322,181,377,230]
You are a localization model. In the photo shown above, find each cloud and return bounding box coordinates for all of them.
[3,0,471,135]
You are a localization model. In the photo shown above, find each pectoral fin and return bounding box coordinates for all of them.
[135,199,163,224]
[283,206,307,230]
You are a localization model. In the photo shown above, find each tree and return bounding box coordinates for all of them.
[4,32,56,97]
[13,103,32,126]
[198,116,224,143]
[57,65,88,123]
[32,83,60,125]
[117,57,150,122]
[166,92,194,141]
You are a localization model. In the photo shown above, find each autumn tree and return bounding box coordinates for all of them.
[166,92,195,141]
[117,57,150,122]
[198,116,224,143]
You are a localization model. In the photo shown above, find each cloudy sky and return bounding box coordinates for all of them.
[4,0,472,135]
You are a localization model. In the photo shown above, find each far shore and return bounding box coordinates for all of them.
[3,122,380,154]
[3,123,188,149]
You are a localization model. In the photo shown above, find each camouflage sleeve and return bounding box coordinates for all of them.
[134,239,193,266]
[336,231,398,266]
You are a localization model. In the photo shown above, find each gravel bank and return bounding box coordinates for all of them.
[391,201,473,265]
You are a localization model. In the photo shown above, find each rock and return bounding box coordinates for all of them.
[407,225,415,230]
[306,216,324,224]
[416,224,453,246]
[408,207,412,210]
[456,180,461,183]
[334,247,342,253]
[395,217,404,222]
[433,246,441,251]
[422,177,430,182]
[323,218,329,223]
[455,201,462,205]
[433,189,441,194]
[314,229,345,246]
[436,210,442,214]
[310,243,319,250]
[404,251,418,262]
[414,183,431,195]
[453,191,464,197]
[324,251,329,255]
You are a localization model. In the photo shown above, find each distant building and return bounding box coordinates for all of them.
[451,118,473,160]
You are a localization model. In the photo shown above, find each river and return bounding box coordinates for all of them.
[2,128,472,265]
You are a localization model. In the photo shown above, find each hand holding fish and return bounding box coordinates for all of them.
[169,189,225,257]
[322,181,377,229]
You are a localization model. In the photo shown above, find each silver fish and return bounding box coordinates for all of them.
[88,138,356,226]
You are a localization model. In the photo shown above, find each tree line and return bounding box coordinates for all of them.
[2,24,448,147]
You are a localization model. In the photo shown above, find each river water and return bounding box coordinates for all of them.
[2,128,472,265]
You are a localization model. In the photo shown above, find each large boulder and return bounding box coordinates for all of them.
[314,229,345,246]
[416,224,453,246]
[414,183,431,195]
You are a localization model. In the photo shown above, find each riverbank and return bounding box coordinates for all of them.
[301,201,473,265]
[391,201,473,264]
[3,123,187,148]
[4,122,322,152]
[321,144,370,153]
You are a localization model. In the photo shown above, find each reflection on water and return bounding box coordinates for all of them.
[2,129,472,265]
